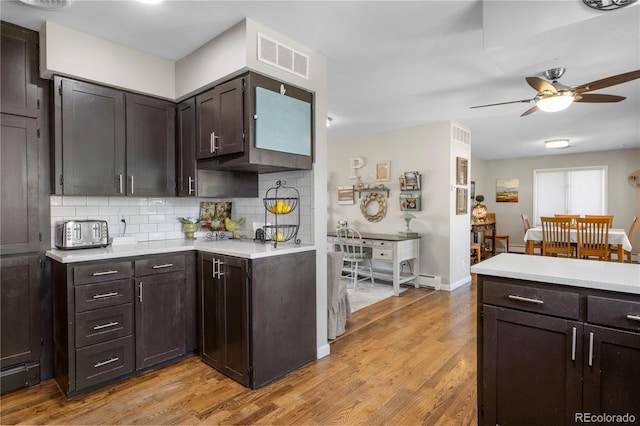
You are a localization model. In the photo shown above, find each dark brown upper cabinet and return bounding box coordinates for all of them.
[196,77,244,159]
[53,77,176,197]
[1,22,38,118]
[176,98,196,197]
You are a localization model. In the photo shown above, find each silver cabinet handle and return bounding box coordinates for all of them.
[94,357,119,368]
[588,332,594,367]
[188,176,195,195]
[152,263,174,269]
[118,174,123,194]
[217,260,225,278]
[210,132,215,153]
[508,295,544,304]
[627,314,640,322]
[130,175,134,195]
[92,291,119,299]
[571,327,577,361]
[138,282,143,303]
[93,321,118,330]
[92,270,118,277]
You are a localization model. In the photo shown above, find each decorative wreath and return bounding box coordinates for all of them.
[360,193,387,222]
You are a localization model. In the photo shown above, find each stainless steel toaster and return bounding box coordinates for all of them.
[55,220,109,249]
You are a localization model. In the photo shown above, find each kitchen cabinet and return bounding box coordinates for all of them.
[1,22,38,118]
[53,77,176,196]
[51,252,194,398]
[199,249,316,389]
[177,97,196,197]
[477,276,640,425]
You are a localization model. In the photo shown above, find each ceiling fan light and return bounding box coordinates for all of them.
[536,93,574,112]
[545,139,571,149]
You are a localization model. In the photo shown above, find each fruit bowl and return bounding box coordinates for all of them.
[264,197,298,214]
[263,224,298,243]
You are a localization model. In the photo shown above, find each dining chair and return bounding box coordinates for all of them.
[623,216,637,263]
[327,251,351,339]
[483,213,509,253]
[575,217,610,261]
[336,226,375,290]
[521,214,542,255]
[554,214,580,226]
[585,214,614,227]
[540,217,573,257]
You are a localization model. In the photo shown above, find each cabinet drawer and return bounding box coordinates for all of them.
[75,279,133,312]
[75,304,133,348]
[135,254,185,276]
[74,261,133,285]
[483,281,580,320]
[587,296,640,332]
[373,248,394,261]
[76,335,134,390]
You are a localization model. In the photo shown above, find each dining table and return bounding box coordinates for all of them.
[524,226,632,262]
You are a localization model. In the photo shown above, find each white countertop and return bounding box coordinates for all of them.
[46,238,315,263]
[471,253,640,295]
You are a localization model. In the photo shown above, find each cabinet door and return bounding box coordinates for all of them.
[135,272,185,369]
[56,77,126,195]
[196,78,244,159]
[1,22,38,118]
[483,305,583,426]
[125,94,176,197]
[200,253,223,370]
[583,325,640,420]
[0,114,39,254]
[176,98,196,197]
[0,255,41,368]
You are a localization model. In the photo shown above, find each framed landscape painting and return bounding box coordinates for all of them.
[496,178,519,203]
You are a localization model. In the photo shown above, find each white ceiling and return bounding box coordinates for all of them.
[2,0,639,160]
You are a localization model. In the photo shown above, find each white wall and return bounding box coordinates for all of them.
[470,148,640,255]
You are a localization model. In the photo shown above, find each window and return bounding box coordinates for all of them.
[533,166,607,226]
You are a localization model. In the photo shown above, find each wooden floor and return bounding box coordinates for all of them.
[0,284,477,425]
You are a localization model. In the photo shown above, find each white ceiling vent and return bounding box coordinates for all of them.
[258,33,309,80]
[451,124,471,146]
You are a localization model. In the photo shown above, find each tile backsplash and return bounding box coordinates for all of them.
[49,171,314,248]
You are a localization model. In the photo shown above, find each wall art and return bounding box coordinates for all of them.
[496,178,519,203]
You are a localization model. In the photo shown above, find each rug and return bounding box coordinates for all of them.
[346,280,406,312]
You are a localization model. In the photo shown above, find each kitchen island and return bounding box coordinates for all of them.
[472,254,639,425]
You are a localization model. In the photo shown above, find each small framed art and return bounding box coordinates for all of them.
[376,161,390,181]
[400,194,421,211]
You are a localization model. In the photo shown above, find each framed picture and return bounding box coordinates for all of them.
[199,201,232,231]
[376,161,390,181]
[400,171,421,191]
[338,185,355,205]
[400,194,421,211]
[496,178,519,203]
[456,188,468,215]
[456,157,468,185]
[470,181,476,201]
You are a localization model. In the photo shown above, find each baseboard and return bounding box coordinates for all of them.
[440,275,472,292]
[317,344,330,359]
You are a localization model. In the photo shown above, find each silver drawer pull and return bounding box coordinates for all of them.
[152,263,173,269]
[94,357,119,368]
[508,295,544,304]
[626,314,640,322]
[92,270,118,276]
[93,321,118,330]
[92,291,119,299]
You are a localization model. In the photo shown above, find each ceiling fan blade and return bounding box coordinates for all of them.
[520,105,539,117]
[575,93,626,103]
[470,99,532,109]
[526,77,556,94]
[574,70,640,93]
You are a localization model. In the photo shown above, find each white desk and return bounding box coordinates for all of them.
[328,232,421,296]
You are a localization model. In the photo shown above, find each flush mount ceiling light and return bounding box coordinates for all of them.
[536,91,575,112]
[583,0,637,11]
[19,0,72,10]
[137,0,163,3]
[545,139,571,149]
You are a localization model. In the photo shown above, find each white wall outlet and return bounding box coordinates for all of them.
[119,212,126,222]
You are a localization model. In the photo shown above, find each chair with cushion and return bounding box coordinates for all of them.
[336,226,375,289]
[521,214,542,255]
[483,213,509,253]
[541,217,573,257]
[576,217,610,261]
[327,251,351,339]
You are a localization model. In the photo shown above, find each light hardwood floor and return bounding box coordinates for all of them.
[0,284,477,425]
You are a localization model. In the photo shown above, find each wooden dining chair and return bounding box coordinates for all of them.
[575,217,610,261]
[623,216,637,263]
[585,215,614,227]
[483,213,509,253]
[554,214,580,226]
[541,217,573,257]
[521,214,542,255]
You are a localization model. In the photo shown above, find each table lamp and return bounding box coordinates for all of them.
[399,213,418,237]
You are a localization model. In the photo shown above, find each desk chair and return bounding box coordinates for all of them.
[521,214,542,255]
[541,217,573,257]
[576,217,610,261]
[483,213,509,253]
[336,227,375,290]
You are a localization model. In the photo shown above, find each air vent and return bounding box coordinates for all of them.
[451,124,471,146]
[257,33,309,80]
[19,0,72,10]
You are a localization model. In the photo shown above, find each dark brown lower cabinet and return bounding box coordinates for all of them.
[199,249,316,389]
[478,276,640,426]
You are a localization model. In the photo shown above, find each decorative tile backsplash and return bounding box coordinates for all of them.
[49,171,314,247]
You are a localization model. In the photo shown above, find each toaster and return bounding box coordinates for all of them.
[55,220,109,249]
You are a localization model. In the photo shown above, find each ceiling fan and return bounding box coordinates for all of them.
[470,68,640,117]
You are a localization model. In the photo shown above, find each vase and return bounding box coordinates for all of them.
[183,223,197,240]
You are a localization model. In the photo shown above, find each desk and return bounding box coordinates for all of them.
[471,220,496,256]
[327,232,421,296]
[524,227,632,262]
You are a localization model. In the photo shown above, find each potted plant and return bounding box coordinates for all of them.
[177,216,201,239]
[472,195,488,222]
